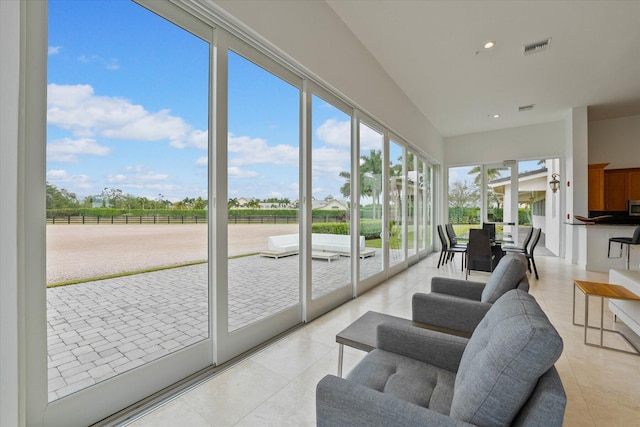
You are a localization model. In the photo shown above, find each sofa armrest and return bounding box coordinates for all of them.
[430,278,485,300]
[317,375,473,427]
[412,293,492,334]
[376,323,468,372]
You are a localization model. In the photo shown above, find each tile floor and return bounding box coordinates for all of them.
[127,253,640,426]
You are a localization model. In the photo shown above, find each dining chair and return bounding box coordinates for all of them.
[445,223,467,262]
[466,228,494,279]
[437,225,466,270]
[607,226,640,270]
[482,223,496,241]
[526,228,542,279]
[503,226,534,256]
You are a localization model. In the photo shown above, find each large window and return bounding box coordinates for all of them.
[28,1,437,423]
[311,93,352,299]
[226,50,300,332]
[46,0,209,400]
[359,122,384,281]
[388,140,405,267]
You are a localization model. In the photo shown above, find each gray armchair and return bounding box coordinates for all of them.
[413,253,529,335]
[316,290,566,427]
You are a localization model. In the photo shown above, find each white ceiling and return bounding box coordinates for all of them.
[327,0,640,137]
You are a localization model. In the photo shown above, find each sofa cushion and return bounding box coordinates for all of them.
[347,349,456,416]
[480,253,528,303]
[450,289,563,426]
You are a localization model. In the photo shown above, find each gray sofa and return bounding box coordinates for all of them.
[316,290,566,426]
[413,253,529,335]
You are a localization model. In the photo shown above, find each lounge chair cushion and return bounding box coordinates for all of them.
[480,253,528,303]
[346,349,456,415]
[450,290,563,426]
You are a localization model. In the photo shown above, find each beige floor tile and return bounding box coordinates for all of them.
[562,381,595,427]
[292,346,366,393]
[250,333,334,380]
[180,360,289,426]
[128,397,211,427]
[581,385,640,427]
[234,381,316,427]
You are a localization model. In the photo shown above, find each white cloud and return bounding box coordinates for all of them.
[48,46,62,55]
[228,166,258,178]
[47,83,205,149]
[196,156,208,166]
[316,119,350,147]
[46,169,92,189]
[47,137,111,162]
[312,146,350,177]
[107,167,170,184]
[77,54,120,70]
[228,133,298,166]
[359,124,384,151]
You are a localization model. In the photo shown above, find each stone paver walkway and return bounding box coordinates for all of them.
[47,249,389,401]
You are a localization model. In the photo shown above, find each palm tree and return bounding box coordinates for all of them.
[360,149,383,219]
[467,165,506,186]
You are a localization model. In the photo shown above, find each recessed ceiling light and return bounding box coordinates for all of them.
[484,41,496,49]
[490,114,500,119]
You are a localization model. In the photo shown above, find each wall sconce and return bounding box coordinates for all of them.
[549,173,560,193]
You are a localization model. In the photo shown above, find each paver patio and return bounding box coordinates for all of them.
[46,249,389,400]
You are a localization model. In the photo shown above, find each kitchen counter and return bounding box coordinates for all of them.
[575,224,640,272]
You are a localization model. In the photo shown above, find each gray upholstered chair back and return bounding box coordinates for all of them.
[450,290,564,426]
[480,253,528,303]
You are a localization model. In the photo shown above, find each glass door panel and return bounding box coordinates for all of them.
[407,151,418,258]
[46,0,210,401]
[417,159,426,252]
[359,123,384,281]
[310,94,352,300]
[227,50,300,332]
[484,162,515,242]
[448,165,481,238]
[517,159,551,248]
[388,141,405,268]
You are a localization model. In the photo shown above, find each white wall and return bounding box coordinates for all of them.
[443,121,566,166]
[210,0,444,163]
[588,114,640,169]
[0,1,21,425]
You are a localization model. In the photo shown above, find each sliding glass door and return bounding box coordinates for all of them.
[307,87,354,316]
[35,1,214,425]
[216,36,304,361]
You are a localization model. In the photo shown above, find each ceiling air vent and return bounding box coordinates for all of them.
[523,38,551,55]
[518,104,535,112]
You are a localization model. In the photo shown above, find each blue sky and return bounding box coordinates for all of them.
[47,0,357,204]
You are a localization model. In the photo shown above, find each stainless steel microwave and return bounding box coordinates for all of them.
[629,200,640,216]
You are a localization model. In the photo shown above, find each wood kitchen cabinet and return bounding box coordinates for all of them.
[588,163,607,211]
[628,171,640,200]
[599,167,640,211]
[604,170,628,210]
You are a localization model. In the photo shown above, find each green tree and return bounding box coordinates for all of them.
[245,199,261,209]
[46,182,79,209]
[448,179,480,222]
[467,165,506,186]
[228,197,240,209]
[194,197,207,210]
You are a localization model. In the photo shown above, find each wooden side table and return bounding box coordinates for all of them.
[573,280,640,355]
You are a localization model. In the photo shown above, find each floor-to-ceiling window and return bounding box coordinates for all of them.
[448,165,482,238]
[46,0,210,399]
[35,1,214,424]
[388,140,406,269]
[309,90,353,305]
[26,1,438,423]
[226,50,300,332]
[358,121,385,281]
